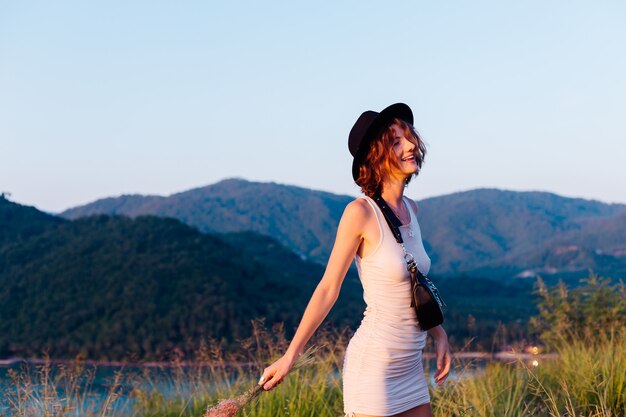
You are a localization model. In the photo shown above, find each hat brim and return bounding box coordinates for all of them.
[352,103,414,181]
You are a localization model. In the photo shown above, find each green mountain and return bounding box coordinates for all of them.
[1,196,553,358]
[0,196,364,360]
[0,193,64,245]
[61,178,350,263]
[61,178,626,282]
[417,189,626,281]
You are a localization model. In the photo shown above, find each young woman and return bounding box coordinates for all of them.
[259,103,451,417]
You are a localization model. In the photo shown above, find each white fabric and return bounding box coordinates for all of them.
[342,195,431,416]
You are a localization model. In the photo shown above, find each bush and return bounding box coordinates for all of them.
[530,271,626,349]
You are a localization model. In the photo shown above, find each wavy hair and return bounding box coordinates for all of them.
[355,118,427,197]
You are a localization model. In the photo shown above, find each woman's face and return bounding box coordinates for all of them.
[388,122,418,179]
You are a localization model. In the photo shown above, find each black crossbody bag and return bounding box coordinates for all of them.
[372,194,446,331]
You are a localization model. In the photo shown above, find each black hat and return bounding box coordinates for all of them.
[348,103,414,181]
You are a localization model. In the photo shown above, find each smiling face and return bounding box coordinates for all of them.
[388,122,419,180]
[355,118,427,196]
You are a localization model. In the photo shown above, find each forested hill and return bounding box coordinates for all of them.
[61,178,351,264]
[0,193,64,244]
[61,178,626,281]
[0,196,364,360]
[418,188,626,280]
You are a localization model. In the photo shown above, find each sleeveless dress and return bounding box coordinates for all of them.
[342,195,432,416]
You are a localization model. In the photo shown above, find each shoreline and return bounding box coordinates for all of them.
[0,351,558,368]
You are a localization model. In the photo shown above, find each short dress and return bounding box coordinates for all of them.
[342,195,432,416]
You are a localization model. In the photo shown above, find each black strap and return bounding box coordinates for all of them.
[371,193,404,244]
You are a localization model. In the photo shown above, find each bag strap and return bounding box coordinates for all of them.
[371,193,404,244]
[371,193,419,274]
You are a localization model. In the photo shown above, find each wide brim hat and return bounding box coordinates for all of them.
[348,103,414,181]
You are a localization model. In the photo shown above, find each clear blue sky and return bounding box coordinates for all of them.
[1,1,625,212]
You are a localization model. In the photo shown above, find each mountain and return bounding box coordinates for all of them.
[0,196,364,360]
[62,178,350,263]
[0,196,558,358]
[0,194,64,245]
[416,188,626,280]
[61,179,626,281]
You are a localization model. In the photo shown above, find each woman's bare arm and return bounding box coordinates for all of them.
[259,199,370,390]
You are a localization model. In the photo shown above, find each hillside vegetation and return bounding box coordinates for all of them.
[1,197,364,360]
[1,196,539,360]
[60,178,626,281]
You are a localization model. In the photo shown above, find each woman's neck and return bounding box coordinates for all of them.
[380,177,406,208]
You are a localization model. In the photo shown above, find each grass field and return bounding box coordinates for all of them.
[4,275,625,417]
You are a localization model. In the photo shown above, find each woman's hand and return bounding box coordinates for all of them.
[432,332,452,386]
[427,325,451,386]
[258,353,296,391]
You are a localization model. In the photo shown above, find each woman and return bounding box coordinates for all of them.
[259,103,451,417]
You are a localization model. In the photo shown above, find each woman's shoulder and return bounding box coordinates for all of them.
[345,196,371,214]
[342,197,374,223]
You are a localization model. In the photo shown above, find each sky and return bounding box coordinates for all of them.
[1,1,625,213]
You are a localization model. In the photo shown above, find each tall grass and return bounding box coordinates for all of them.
[3,274,625,417]
[5,357,126,416]
[2,321,348,417]
[431,360,535,417]
[528,331,626,417]
[430,328,626,417]
[431,273,626,417]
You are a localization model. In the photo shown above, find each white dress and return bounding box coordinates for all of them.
[342,195,432,416]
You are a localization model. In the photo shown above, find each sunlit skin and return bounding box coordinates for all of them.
[386,122,420,192]
[259,122,452,417]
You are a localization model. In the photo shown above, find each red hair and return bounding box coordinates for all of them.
[355,118,427,197]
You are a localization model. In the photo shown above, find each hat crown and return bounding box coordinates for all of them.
[348,111,379,157]
[348,103,414,181]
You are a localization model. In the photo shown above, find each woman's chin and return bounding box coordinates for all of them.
[405,166,418,176]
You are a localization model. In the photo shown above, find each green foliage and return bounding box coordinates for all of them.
[530,272,626,348]
[431,331,626,416]
[0,196,365,361]
[432,361,536,417]
[2,196,542,361]
[437,276,537,351]
[5,307,626,417]
[432,274,626,416]
[3,194,624,364]
[61,178,352,265]
[529,332,626,416]
[61,178,626,280]
[0,196,64,245]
